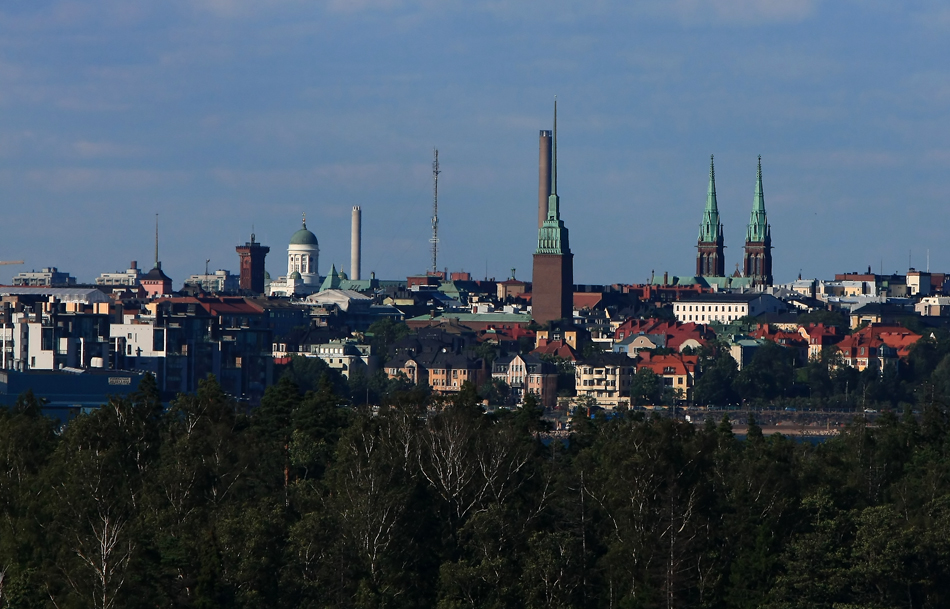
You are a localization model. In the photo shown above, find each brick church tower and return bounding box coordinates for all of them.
[742,156,773,285]
[696,155,725,277]
[531,101,574,326]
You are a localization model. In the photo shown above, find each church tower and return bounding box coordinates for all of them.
[743,156,773,285]
[531,101,574,325]
[696,155,725,277]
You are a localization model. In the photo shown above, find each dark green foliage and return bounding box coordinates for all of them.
[7,368,950,608]
[694,343,739,406]
[365,318,410,358]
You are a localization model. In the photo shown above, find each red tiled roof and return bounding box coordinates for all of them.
[636,352,698,376]
[531,340,577,361]
[614,318,710,350]
[573,293,603,309]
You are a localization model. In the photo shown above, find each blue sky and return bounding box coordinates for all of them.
[1,0,949,285]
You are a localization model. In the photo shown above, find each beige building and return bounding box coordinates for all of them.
[574,353,634,409]
[916,296,950,317]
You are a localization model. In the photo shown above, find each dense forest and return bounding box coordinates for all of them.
[4,353,950,609]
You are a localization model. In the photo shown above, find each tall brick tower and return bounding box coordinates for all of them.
[236,232,270,294]
[532,101,574,325]
[743,156,773,285]
[696,155,725,277]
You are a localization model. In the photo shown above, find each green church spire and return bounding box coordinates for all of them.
[698,154,722,243]
[747,155,770,243]
[536,99,570,255]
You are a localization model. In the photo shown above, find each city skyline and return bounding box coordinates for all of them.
[1,1,949,284]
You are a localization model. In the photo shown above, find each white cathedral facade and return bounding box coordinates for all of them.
[268,216,322,297]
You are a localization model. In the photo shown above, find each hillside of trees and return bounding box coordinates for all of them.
[3,360,950,608]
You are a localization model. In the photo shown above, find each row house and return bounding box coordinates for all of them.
[492,353,558,408]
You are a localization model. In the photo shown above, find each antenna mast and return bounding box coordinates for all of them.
[430,148,440,273]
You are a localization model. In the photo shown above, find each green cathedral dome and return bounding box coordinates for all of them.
[290,221,318,246]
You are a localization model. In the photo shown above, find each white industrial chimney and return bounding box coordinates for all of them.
[351,206,361,281]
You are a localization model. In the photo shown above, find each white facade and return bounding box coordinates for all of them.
[269,220,322,297]
[916,296,950,317]
[184,270,239,293]
[110,321,167,359]
[96,262,143,286]
[13,267,77,287]
[673,294,785,324]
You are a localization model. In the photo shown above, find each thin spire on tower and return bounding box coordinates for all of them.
[154,213,160,269]
[551,97,557,196]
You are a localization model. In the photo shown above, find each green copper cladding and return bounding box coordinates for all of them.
[698,154,722,243]
[537,99,570,255]
[746,155,770,243]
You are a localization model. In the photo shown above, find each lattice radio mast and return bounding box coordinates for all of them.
[430,148,440,274]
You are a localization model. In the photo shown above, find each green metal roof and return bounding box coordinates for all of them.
[698,155,723,244]
[290,222,318,245]
[746,156,771,243]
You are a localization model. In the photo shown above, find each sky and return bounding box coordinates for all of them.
[1,0,950,286]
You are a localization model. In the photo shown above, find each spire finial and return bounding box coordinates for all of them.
[302,212,306,228]
[757,154,762,179]
[154,213,159,269]
[551,96,558,195]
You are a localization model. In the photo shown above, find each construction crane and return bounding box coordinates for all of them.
[0,261,23,266]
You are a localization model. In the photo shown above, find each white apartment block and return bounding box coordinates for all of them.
[674,293,786,324]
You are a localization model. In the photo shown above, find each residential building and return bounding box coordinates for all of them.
[96,261,143,287]
[428,352,485,395]
[492,353,558,408]
[575,352,634,409]
[916,296,950,317]
[798,323,844,360]
[673,293,787,324]
[183,270,240,294]
[13,267,76,287]
[835,324,921,372]
[635,352,699,402]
